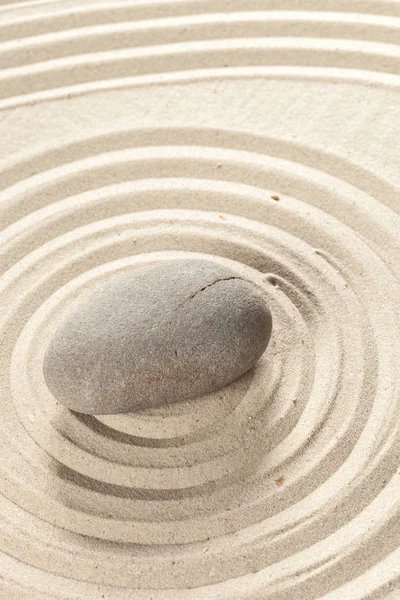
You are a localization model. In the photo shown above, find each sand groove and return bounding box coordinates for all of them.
[0,0,399,599]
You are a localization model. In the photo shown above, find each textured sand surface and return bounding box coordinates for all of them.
[0,0,400,599]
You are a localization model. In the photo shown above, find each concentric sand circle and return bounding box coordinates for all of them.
[0,1,399,599]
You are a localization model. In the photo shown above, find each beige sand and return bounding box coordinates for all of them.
[0,1,399,599]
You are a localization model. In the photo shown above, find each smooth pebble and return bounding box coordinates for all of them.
[43,259,272,414]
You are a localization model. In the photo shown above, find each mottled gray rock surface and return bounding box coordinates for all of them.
[43,260,272,414]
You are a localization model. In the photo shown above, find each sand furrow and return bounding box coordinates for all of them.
[0,1,399,598]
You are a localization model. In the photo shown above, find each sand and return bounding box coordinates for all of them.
[0,0,399,599]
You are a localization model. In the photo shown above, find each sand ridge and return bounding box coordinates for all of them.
[0,0,400,599]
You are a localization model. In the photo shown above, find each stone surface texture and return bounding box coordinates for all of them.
[43,260,272,414]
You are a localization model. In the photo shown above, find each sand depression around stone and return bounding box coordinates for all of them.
[43,259,272,414]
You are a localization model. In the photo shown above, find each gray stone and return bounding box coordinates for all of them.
[43,260,272,414]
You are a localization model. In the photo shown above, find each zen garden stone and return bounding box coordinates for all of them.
[43,259,272,414]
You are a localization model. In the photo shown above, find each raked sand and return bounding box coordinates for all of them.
[0,1,400,599]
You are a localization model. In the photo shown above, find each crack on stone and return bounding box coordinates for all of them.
[179,276,242,307]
